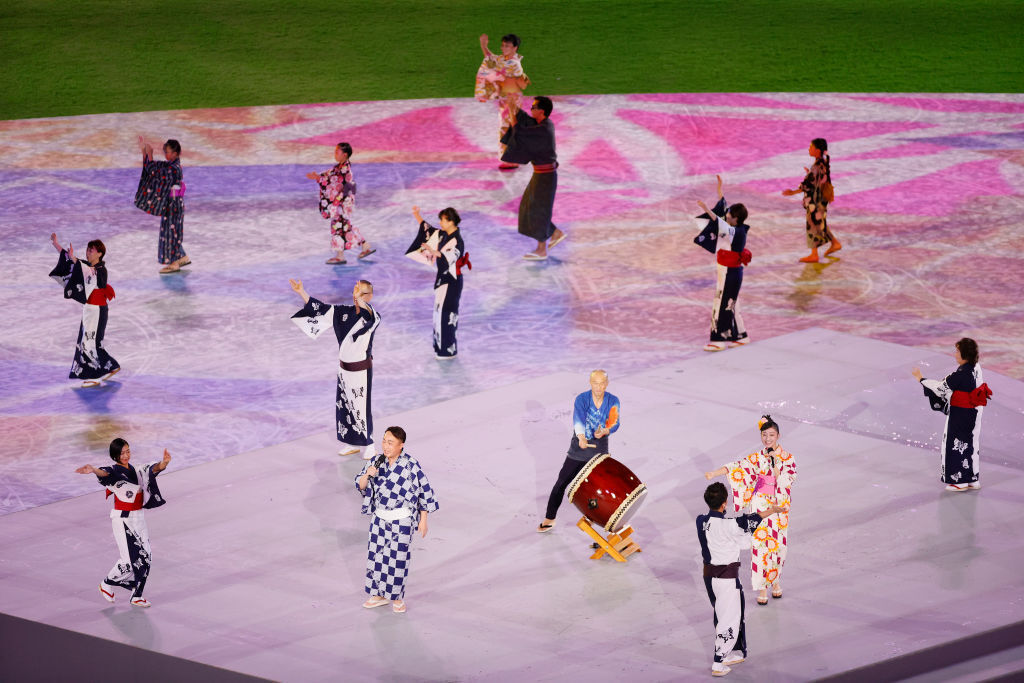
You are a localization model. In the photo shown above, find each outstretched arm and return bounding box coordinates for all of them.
[289,278,310,304]
[716,174,724,199]
[75,464,107,478]
[50,232,64,253]
[704,466,729,480]
[479,33,491,57]
[152,449,172,473]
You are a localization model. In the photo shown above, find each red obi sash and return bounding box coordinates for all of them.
[106,488,144,511]
[950,383,992,409]
[87,285,116,306]
[717,249,752,268]
[532,163,558,174]
[456,252,472,276]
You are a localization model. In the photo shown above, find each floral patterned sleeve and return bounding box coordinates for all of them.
[775,449,797,507]
[726,455,757,512]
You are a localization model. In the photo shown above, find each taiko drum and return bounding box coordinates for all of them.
[567,454,647,533]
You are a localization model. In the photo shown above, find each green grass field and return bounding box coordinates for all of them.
[1,0,1021,119]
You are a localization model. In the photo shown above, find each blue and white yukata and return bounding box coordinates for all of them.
[95,462,167,601]
[355,452,439,600]
[50,250,119,381]
[292,296,381,451]
[543,390,621,520]
[919,363,991,486]
[696,509,765,666]
[406,221,471,357]
[694,197,750,344]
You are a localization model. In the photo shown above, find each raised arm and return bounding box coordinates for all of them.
[289,278,311,304]
[479,33,491,57]
[152,449,172,473]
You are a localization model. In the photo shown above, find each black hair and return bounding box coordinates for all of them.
[385,426,407,443]
[532,96,553,117]
[109,438,129,462]
[811,138,828,153]
[164,139,181,155]
[337,142,353,157]
[501,34,521,48]
[759,414,780,434]
[438,207,461,226]
[87,239,106,258]
[956,337,979,364]
[728,203,748,225]
[704,482,728,510]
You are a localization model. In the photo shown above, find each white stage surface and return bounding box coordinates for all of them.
[1,329,1022,682]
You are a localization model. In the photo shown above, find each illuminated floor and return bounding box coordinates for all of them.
[1,92,1022,518]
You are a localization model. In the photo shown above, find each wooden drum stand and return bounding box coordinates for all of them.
[576,517,642,562]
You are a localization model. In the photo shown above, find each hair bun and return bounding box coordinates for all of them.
[757,414,772,430]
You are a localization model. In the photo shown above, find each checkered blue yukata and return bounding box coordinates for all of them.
[355,452,439,600]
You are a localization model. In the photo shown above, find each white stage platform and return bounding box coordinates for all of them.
[1,329,1021,681]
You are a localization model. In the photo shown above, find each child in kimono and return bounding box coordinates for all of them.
[476,33,530,169]
[306,142,375,265]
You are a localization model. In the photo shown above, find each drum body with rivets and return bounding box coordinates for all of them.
[567,453,647,533]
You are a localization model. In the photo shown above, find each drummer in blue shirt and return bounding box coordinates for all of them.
[537,370,620,533]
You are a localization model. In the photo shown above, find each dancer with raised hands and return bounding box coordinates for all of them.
[49,233,119,387]
[135,136,189,274]
[76,439,170,608]
[695,175,751,352]
[406,205,470,358]
[290,277,381,459]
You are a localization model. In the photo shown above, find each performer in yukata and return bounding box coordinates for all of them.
[49,233,120,387]
[696,175,752,352]
[501,95,566,260]
[306,142,375,265]
[697,482,787,677]
[782,137,840,263]
[705,415,797,606]
[406,205,471,359]
[134,136,189,274]
[475,32,531,169]
[355,426,439,614]
[76,438,171,608]
[537,370,620,533]
[290,278,381,459]
[912,337,991,492]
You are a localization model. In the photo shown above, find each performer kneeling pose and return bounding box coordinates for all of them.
[537,370,620,533]
[76,439,170,607]
[705,416,796,605]
[695,175,751,352]
[49,233,120,387]
[698,482,787,677]
[407,205,471,358]
[912,337,991,491]
[355,426,439,614]
[290,278,381,459]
